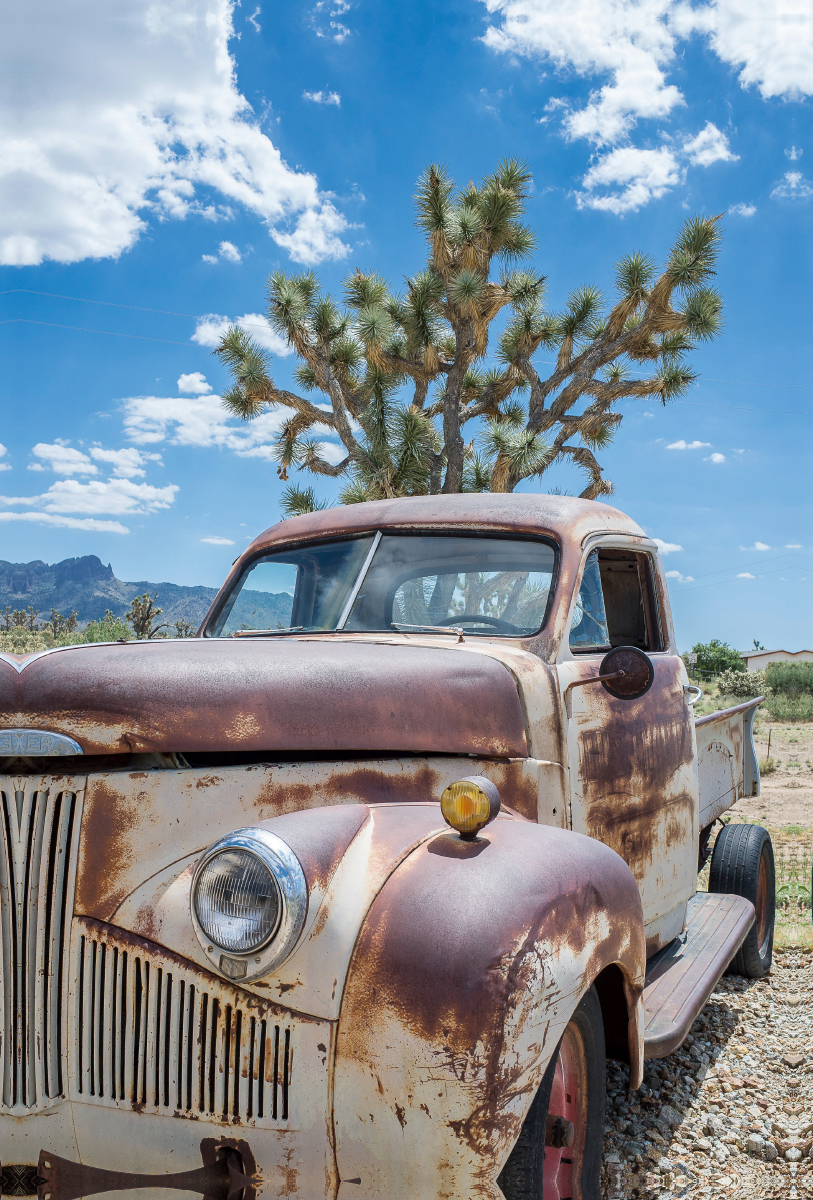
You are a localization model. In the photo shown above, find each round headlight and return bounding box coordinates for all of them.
[194,847,281,953]
[191,828,308,981]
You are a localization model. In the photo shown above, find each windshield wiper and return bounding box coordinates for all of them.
[232,627,305,637]
[391,622,465,643]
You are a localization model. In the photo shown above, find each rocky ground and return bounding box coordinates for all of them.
[601,950,812,1199]
[600,717,813,1199]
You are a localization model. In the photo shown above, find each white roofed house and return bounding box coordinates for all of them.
[741,648,813,671]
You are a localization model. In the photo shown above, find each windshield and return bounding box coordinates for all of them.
[209,533,557,638]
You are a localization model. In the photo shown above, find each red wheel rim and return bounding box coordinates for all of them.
[542,1021,589,1200]
[755,852,769,954]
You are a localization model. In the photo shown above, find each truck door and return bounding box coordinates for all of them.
[559,542,698,954]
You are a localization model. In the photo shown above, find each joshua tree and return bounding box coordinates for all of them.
[216,160,722,509]
[125,592,167,639]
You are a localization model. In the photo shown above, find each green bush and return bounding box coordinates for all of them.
[766,661,813,700]
[80,613,130,643]
[716,668,768,698]
[764,692,813,723]
[690,639,746,676]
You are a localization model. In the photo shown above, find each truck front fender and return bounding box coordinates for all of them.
[333,819,644,1200]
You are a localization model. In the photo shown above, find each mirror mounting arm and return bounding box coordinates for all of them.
[566,670,626,692]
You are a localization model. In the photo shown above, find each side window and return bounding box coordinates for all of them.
[569,551,610,651]
[570,548,663,653]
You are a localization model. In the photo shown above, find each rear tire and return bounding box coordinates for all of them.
[709,822,775,978]
[498,985,606,1200]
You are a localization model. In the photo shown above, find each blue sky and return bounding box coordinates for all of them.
[2,0,812,651]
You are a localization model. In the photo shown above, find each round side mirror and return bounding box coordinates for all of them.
[599,645,654,700]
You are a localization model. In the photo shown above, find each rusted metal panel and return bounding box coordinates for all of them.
[113,804,449,1018]
[0,639,528,759]
[696,698,762,826]
[334,818,645,1200]
[560,653,698,952]
[71,757,561,924]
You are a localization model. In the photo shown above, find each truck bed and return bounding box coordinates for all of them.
[695,697,762,830]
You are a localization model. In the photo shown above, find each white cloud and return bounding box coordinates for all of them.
[771,170,813,199]
[303,90,341,106]
[203,240,242,263]
[1,478,178,517]
[740,541,770,551]
[728,202,756,216]
[664,569,694,583]
[178,371,213,394]
[654,538,683,554]
[30,442,98,475]
[786,543,803,548]
[0,444,9,472]
[786,145,802,160]
[247,6,261,33]
[667,439,711,450]
[201,535,235,544]
[219,239,242,262]
[704,451,726,463]
[192,312,292,356]
[481,0,810,209]
[482,0,683,145]
[674,0,813,100]
[577,146,682,212]
[0,512,129,533]
[122,392,306,452]
[309,0,352,43]
[1,0,349,266]
[682,121,738,166]
[736,572,756,579]
[89,447,163,478]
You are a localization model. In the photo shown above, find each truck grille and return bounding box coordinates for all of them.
[72,918,294,1126]
[0,779,79,1111]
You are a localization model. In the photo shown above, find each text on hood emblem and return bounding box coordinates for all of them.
[0,729,83,756]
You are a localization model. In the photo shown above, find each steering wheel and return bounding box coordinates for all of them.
[434,613,524,635]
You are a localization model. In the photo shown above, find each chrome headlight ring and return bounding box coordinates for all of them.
[190,827,308,982]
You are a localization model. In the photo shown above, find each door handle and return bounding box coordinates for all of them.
[684,684,703,706]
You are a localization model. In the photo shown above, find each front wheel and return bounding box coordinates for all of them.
[498,985,606,1200]
[709,822,775,978]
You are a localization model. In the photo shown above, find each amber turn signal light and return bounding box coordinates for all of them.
[440,776,501,840]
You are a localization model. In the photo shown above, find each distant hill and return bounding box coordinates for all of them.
[0,555,291,632]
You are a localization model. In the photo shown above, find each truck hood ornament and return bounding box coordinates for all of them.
[0,728,82,756]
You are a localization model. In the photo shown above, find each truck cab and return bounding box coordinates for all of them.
[0,493,773,1200]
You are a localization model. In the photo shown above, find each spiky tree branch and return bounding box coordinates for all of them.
[215,161,723,506]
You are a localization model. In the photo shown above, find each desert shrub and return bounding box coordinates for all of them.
[764,692,813,722]
[717,668,768,698]
[0,629,50,654]
[690,639,746,677]
[766,661,813,700]
[80,611,130,643]
[758,757,777,775]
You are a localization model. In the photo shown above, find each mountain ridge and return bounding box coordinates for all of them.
[0,554,288,631]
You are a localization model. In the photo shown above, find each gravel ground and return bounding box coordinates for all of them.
[601,950,812,1199]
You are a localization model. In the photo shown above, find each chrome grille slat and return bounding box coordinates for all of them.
[72,919,294,1127]
[0,778,78,1112]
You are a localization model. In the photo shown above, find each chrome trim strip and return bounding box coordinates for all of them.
[0,730,83,756]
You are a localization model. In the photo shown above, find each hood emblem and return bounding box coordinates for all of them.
[0,729,83,756]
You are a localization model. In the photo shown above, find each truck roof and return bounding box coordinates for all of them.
[242,493,646,560]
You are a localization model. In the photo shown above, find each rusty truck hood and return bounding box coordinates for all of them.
[0,637,528,758]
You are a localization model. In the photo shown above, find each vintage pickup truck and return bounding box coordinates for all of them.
[0,493,774,1200]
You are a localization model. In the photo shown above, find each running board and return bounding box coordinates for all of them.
[643,891,755,1059]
